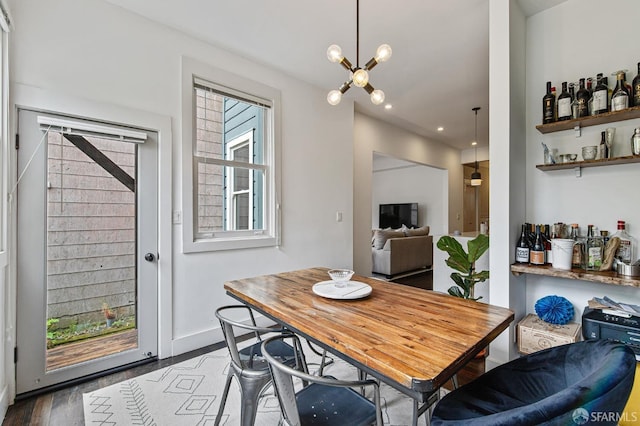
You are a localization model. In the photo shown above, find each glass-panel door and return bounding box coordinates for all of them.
[16,109,158,394]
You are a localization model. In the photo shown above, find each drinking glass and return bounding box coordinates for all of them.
[605,128,615,158]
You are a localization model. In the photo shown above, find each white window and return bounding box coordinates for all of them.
[181,58,280,252]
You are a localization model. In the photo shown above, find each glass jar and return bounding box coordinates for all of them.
[632,128,640,155]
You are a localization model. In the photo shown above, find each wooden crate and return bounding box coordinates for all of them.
[517,314,582,355]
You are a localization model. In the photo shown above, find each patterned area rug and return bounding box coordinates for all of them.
[83,341,445,425]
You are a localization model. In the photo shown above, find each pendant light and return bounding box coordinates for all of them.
[326,0,391,106]
[470,107,482,187]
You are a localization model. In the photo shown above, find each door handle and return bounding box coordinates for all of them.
[144,253,156,262]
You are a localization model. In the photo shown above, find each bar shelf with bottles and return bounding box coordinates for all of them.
[511,222,640,288]
[536,105,640,134]
[538,65,640,134]
[510,264,640,288]
[536,153,640,171]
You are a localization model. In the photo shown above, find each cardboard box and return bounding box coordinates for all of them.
[517,314,582,355]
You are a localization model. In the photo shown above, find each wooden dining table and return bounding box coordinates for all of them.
[224,267,514,425]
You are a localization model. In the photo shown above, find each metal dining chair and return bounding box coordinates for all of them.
[262,334,383,426]
[214,305,306,426]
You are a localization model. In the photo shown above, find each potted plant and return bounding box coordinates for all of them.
[436,234,489,300]
[102,303,116,327]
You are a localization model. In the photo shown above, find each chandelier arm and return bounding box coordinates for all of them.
[364,57,378,71]
[363,83,375,94]
[340,57,353,71]
[339,81,352,93]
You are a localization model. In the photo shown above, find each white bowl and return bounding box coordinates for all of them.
[328,269,354,287]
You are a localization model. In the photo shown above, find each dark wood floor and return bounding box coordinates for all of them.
[2,341,224,426]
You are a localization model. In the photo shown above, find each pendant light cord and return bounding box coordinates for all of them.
[356,0,360,68]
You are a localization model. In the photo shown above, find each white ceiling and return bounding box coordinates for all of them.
[103,0,566,151]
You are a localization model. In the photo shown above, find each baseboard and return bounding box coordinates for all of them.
[0,384,9,423]
[170,315,275,357]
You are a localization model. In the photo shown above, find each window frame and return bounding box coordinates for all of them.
[181,57,281,253]
[224,130,256,231]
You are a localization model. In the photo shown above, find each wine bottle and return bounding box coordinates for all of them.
[557,82,572,121]
[611,71,630,112]
[592,73,609,114]
[569,83,579,119]
[576,78,590,118]
[633,62,640,108]
[586,225,604,271]
[543,224,552,264]
[515,224,531,264]
[542,81,555,124]
[570,224,584,268]
[530,225,545,265]
[599,131,608,159]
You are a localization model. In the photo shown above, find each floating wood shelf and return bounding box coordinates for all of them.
[510,264,640,288]
[536,154,640,171]
[535,106,640,134]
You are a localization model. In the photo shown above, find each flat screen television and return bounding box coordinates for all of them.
[379,203,418,229]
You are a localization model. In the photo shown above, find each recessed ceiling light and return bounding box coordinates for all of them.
[384,104,392,110]
[471,141,478,146]
[437,127,444,132]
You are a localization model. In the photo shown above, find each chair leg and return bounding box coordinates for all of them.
[238,375,272,426]
[214,369,234,426]
[450,373,459,390]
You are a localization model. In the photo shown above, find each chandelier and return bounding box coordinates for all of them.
[326,0,392,106]
[471,107,482,187]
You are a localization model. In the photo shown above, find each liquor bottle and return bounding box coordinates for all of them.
[592,73,609,114]
[586,225,604,271]
[543,224,552,264]
[530,225,545,265]
[611,220,636,264]
[542,81,556,124]
[611,71,630,112]
[557,82,572,121]
[515,224,531,264]
[575,78,590,118]
[633,62,640,108]
[586,78,594,115]
[599,131,608,159]
[570,224,584,268]
[569,83,579,119]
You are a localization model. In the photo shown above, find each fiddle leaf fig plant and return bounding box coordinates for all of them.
[436,234,489,300]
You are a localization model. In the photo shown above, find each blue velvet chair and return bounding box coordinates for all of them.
[431,339,636,426]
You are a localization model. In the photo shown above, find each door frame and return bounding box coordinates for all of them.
[8,83,173,398]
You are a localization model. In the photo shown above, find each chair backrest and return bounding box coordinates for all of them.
[215,305,267,369]
[262,335,305,426]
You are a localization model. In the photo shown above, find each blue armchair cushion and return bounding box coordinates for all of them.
[432,339,636,426]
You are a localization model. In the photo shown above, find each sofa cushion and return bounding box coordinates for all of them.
[372,229,405,249]
[405,226,430,236]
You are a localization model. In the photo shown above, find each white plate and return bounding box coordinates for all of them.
[312,280,372,300]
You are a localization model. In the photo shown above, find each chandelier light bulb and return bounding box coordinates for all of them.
[370,89,385,105]
[327,45,344,63]
[374,44,392,62]
[352,69,369,87]
[327,90,342,105]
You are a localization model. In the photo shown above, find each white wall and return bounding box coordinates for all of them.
[524,0,640,321]
[353,113,463,275]
[487,0,528,366]
[7,0,355,371]
[371,155,447,235]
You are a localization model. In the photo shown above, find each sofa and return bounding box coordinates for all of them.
[372,226,433,278]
